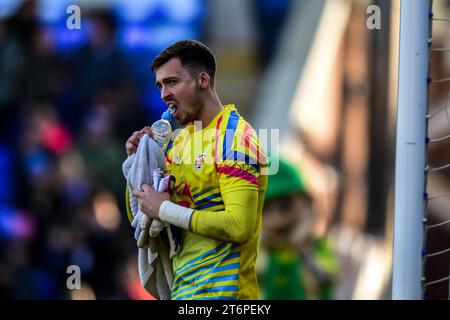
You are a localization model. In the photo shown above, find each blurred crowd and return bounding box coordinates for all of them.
[0,1,168,299]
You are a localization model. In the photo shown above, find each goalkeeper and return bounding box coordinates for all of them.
[126,40,268,300]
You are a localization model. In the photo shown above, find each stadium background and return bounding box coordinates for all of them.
[0,0,449,299]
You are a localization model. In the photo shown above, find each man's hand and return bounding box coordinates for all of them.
[125,126,153,156]
[133,184,170,219]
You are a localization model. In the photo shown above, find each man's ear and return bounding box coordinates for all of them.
[198,71,210,89]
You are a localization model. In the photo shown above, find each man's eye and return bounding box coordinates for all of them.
[169,80,177,86]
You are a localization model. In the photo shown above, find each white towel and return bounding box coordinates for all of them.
[122,134,180,300]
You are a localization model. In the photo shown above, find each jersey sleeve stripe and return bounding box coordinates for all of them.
[214,115,223,163]
[217,165,259,185]
[232,151,259,171]
[222,110,240,161]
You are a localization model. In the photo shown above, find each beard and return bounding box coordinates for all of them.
[178,87,204,126]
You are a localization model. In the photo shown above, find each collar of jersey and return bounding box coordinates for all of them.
[189,104,237,132]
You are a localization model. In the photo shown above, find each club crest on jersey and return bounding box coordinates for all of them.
[174,155,182,166]
[193,152,207,170]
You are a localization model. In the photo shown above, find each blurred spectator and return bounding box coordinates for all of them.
[24,24,69,105]
[77,98,125,199]
[0,0,37,133]
[252,0,293,66]
[68,9,130,132]
[259,158,339,299]
[0,0,209,299]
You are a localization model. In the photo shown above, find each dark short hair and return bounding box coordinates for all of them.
[151,40,216,83]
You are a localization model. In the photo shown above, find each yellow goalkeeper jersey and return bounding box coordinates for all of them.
[166,104,267,300]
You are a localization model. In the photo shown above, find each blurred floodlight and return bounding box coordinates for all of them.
[118,25,198,51]
[149,26,198,47]
[37,0,71,23]
[163,0,203,23]
[115,0,157,23]
[92,192,121,231]
[0,0,22,18]
[0,207,36,240]
[115,0,203,24]
[70,281,96,300]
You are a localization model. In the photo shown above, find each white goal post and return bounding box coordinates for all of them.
[392,0,430,300]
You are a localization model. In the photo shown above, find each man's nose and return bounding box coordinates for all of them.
[161,86,172,101]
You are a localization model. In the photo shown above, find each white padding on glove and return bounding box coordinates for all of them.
[159,200,193,230]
